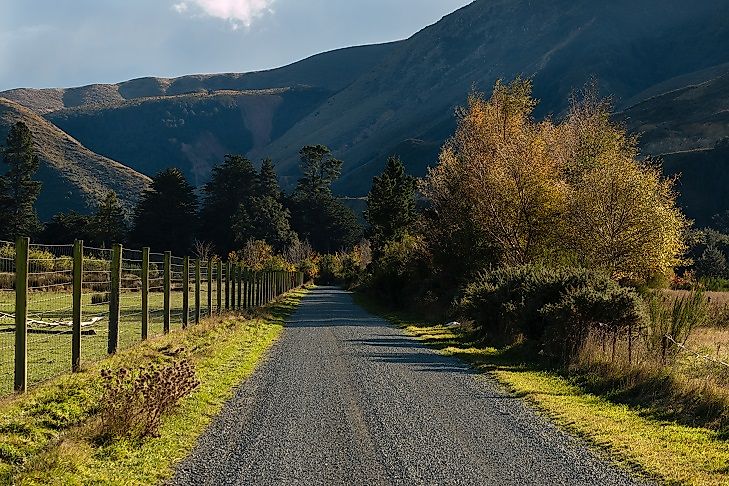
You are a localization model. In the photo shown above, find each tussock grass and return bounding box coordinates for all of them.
[355,292,729,485]
[0,288,307,485]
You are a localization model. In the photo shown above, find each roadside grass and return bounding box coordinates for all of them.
[0,287,307,485]
[354,293,729,486]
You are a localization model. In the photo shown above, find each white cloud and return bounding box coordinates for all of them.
[174,0,274,27]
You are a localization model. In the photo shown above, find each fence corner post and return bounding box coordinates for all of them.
[72,240,83,372]
[14,237,29,393]
[108,243,122,355]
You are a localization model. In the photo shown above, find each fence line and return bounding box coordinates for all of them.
[665,334,729,369]
[0,238,306,396]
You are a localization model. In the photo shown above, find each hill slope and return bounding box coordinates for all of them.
[0,98,150,220]
[0,43,398,115]
[46,87,332,186]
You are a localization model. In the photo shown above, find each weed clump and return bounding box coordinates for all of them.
[98,359,199,440]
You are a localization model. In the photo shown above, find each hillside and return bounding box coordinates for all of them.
[0,43,398,115]
[0,98,150,220]
[46,87,332,186]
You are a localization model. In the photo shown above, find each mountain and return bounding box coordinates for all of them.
[46,87,332,186]
[3,0,729,224]
[0,98,150,220]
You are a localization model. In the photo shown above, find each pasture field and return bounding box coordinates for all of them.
[0,285,219,396]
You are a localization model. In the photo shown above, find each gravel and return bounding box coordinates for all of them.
[171,286,647,486]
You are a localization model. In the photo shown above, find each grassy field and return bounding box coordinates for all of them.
[0,286,306,485]
[0,285,221,396]
[356,293,729,486]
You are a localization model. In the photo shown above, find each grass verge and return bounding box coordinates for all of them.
[0,287,308,485]
[354,292,729,486]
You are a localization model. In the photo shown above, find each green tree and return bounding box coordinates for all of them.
[258,158,282,199]
[0,121,42,240]
[87,191,127,247]
[365,156,416,251]
[200,155,257,254]
[695,246,728,279]
[41,212,91,244]
[131,168,198,254]
[289,145,362,252]
[296,145,342,198]
[233,196,296,251]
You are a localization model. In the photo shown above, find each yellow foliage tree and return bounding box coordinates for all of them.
[421,79,688,281]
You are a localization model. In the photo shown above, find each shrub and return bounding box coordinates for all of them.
[458,265,646,363]
[98,359,199,440]
[91,293,110,305]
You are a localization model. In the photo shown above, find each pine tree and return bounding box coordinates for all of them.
[289,144,362,252]
[258,158,282,200]
[131,168,198,254]
[295,145,342,198]
[0,121,42,240]
[88,191,127,247]
[233,196,295,251]
[365,156,417,251]
[200,155,257,254]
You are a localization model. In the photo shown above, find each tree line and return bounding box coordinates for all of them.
[0,126,362,258]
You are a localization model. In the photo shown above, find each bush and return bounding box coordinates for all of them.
[91,293,110,305]
[458,265,646,363]
[365,233,432,306]
[98,359,199,440]
[644,291,708,364]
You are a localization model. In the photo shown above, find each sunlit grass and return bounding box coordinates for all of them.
[356,292,729,485]
[0,287,307,485]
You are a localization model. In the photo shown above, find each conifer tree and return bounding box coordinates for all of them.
[200,155,257,254]
[131,168,198,254]
[365,156,416,251]
[88,191,127,247]
[0,121,42,240]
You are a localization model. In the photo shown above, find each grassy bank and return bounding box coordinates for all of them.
[0,287,307,485]
[355,293,729,486]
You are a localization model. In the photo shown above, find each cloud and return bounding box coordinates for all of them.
[174,0,274,27]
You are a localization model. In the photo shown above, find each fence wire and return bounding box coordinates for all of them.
[0,240,300,397]
[81,246,112,365]
[0,241,16,395]
[26,243,74,387]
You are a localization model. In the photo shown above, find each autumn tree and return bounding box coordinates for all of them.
[0,121,42,240]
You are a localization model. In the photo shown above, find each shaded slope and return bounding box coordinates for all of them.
[0,98,150,220]
[262,0,729,193]
[47,87,331,186]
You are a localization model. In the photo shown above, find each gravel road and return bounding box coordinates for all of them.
[172,287,645,486]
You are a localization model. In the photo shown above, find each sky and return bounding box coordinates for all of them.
[0,0,472,91]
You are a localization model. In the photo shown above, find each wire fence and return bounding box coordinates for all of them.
[0,238,306,396]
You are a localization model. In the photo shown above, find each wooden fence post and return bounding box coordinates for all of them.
[14,237,29,393]
[108,244,122,354]
[164,251,171,334]
[237,265,242,310]
[216,260,222,314]
[225,262,230,310]
[182,256,190,329]
[72,240,83,372]
[207,258,213,317]
[195,258,201,324]
[141,247,149,340]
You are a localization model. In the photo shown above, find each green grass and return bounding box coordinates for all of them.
[0,285,228,395]
[355,293,729,486]
[0,287,307,485]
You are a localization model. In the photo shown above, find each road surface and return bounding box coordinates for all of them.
[172,286,644,485]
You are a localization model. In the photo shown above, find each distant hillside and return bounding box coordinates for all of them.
[47,87,331,186]
[0,43,398,115]
[0,98,150,220]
